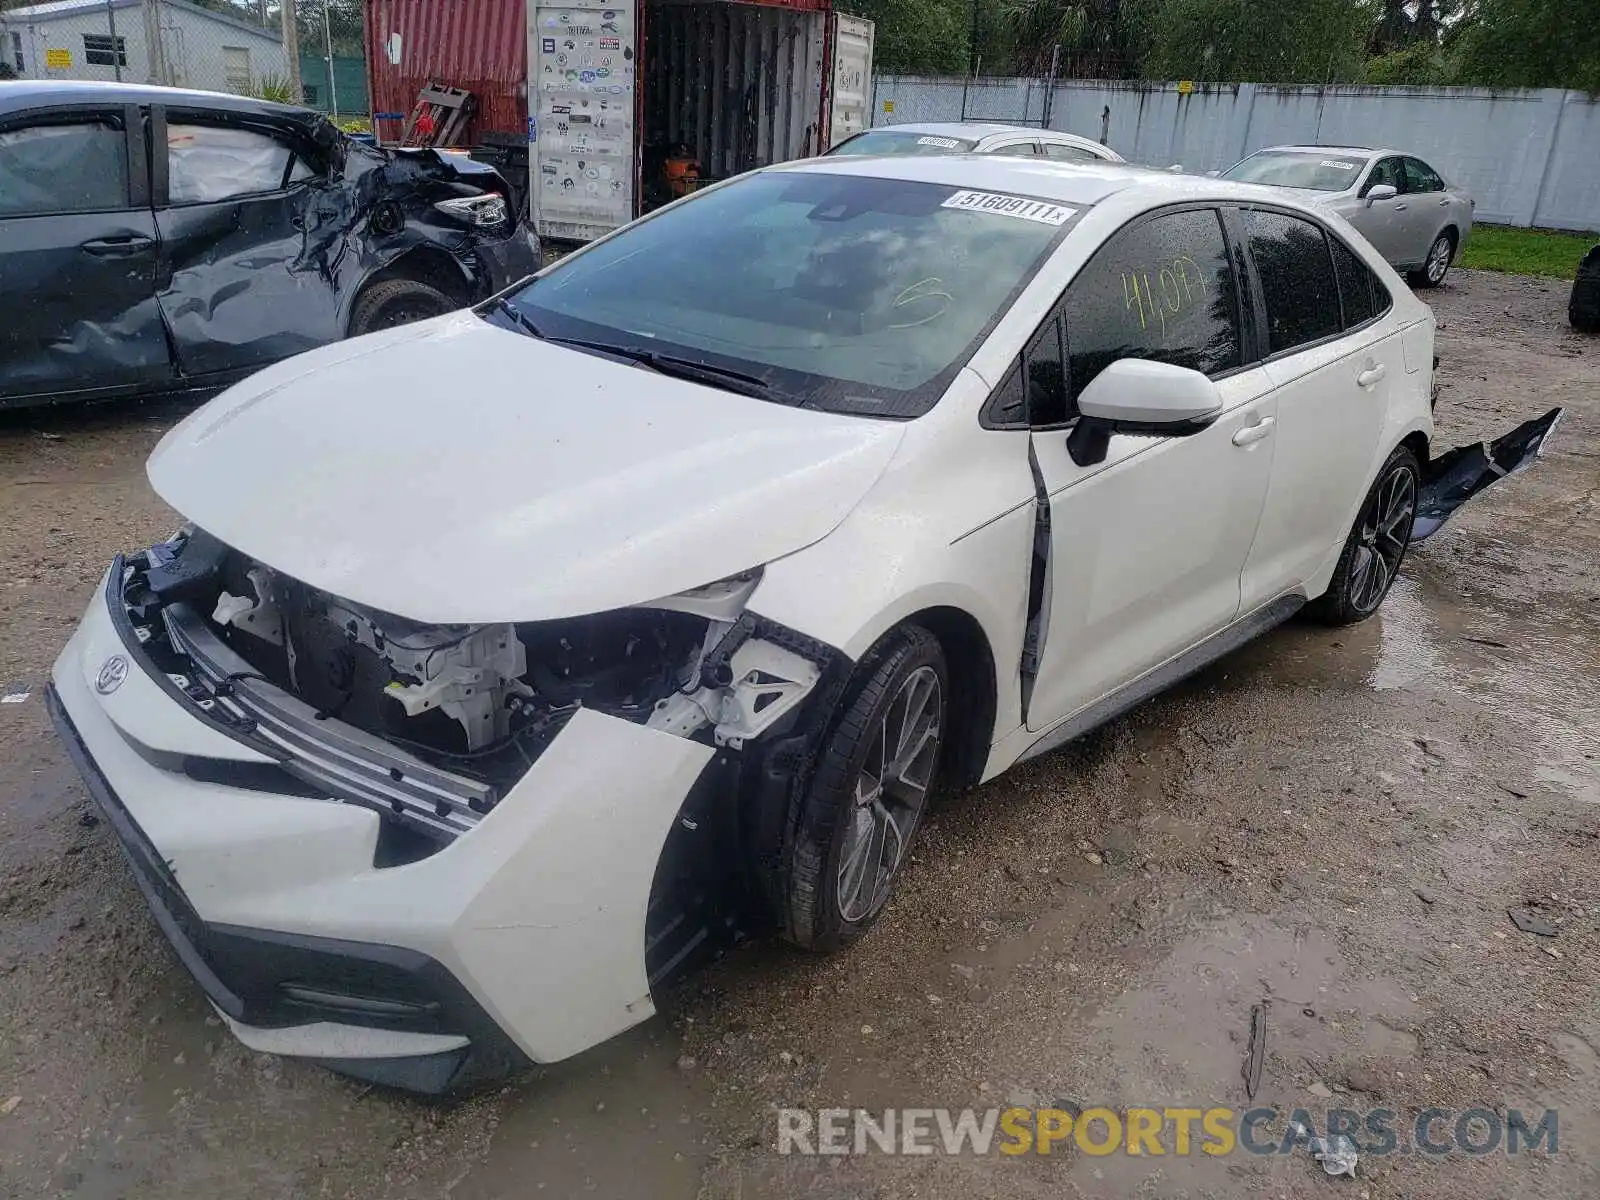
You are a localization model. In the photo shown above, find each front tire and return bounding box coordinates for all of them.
[1309,445,1421,626]
[348,278,457,336]
[1409,231,1455,289]
[781,626,947,952]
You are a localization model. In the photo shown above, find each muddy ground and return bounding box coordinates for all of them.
[0,269,1596,1199]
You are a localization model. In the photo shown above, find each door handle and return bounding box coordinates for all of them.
[1232,416,1276,446]
[1439,198,1451,206]
[1357,364,1387,388]
[1393,203,1408,211]
[80,235,155,256]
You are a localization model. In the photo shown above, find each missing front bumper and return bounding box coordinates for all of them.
[1414,407,1565,541]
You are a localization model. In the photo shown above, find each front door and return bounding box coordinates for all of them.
[1353,156,1412,266]
[1024,206,1278,733]
[0,103,171,401]
[152,108,337,378]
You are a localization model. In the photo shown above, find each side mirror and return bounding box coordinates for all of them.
[1365,183,1398,204]
[1068,359,1223,467]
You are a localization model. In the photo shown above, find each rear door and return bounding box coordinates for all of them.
[1238,208,1398,606]
[1354,156,1413,265]
[826,14,874,149]
[152,107,337,377]
[0,102,171,401]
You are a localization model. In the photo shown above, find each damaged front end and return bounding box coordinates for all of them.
[110,528,846,978]
[1415,407,1565,541]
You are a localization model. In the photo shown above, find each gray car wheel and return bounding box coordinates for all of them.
[1409,231,1455,289]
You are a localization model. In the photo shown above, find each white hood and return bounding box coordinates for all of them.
[148,313,905,624]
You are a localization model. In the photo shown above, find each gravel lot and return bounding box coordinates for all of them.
[1,269,1596,1199]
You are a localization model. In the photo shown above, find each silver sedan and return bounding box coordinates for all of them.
[826,121,1124,165]
[1222,145,1475,287]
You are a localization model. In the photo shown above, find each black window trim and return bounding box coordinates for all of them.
[152,105,322,208]
[0,101,146,215]
[1234,202,1394,365]
[981,200,1253,431]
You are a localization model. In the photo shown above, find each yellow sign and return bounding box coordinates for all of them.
[45,48,73,69]
[882,100,895,114]
[1176,79,1195,95]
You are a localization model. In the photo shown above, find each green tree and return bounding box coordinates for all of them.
[1451,0,1600,91]
[997,0,1144,75]
[1133,0,1376,83]
[843,0,972,74]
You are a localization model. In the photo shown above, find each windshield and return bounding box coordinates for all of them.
[1222,151,1368,191]
[492,171,1077,418]
[827,130,979,157]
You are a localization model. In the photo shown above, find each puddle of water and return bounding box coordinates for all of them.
[1052,916,1419,1197]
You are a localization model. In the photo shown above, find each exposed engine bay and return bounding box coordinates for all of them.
[120,529,825,833]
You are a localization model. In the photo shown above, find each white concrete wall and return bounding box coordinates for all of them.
[2,5,287,96]
[868,75,1600,232]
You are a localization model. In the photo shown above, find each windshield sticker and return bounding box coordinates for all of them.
[941,191,1076,225]
[1320,160,1357,170]
[916,136,963,148]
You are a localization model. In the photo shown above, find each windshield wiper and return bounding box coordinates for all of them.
[626,351,774,399]
[491,302,780,401]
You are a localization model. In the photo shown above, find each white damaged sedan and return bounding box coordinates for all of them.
[48,156,1560,1093]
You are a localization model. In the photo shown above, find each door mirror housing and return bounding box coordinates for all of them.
[1365,183,1398,204]
[1068,358,1224,467]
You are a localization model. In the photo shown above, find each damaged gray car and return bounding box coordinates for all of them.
[0,81,542,409]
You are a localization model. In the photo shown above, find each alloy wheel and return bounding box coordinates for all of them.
[1349,464,1416,614]
[835,665,943,924]
[1426,235,1451,284]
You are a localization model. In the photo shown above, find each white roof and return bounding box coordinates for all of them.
[1257,145,1389,159]
[780,152,1292,211]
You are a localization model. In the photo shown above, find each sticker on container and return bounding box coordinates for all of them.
[600,36,620,49]
[542,37,556,52]
[917,136,961,149]
[940,191,1076,225]
[528,117,537,142]
[1320,160,1356,170]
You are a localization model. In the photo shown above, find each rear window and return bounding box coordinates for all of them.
[826,130,978,157]
[1223,152,1366,192]
[496,171,1078,418]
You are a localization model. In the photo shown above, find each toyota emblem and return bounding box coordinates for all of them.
[96,655,129,695]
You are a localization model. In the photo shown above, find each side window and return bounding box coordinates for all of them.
[1024,316,1069,426]
[982,316,1069,428]
[167,122,304,205]
[1044,142,1099,163]
[1403,157,1443,193]
[988,141,1044,158]
[1244,210,1342,354]
[1365,157,1403,195]
[1062,207,1242,403]
[1328,233,1378,329]
[0,116,128,218]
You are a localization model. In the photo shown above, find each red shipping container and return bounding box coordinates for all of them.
[365,0,531,144]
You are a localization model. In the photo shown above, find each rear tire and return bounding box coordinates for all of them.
[781,626,947,953]
[1308,445,1421,626]
[348,278,457,336]
[1409,231,1455,289]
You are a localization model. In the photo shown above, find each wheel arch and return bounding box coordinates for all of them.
[347,246,476,336]
[894,605,998,793]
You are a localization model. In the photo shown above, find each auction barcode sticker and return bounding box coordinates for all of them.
[917,136,963,148]
[941,191,1076,225]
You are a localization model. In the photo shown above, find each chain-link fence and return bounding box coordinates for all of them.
[0,1,367,118]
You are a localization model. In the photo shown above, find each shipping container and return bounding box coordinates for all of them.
[530,0,873,241]
[365,0,531,144]
[364,0,871,242]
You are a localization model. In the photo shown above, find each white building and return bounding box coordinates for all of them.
[1,0,289,95]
